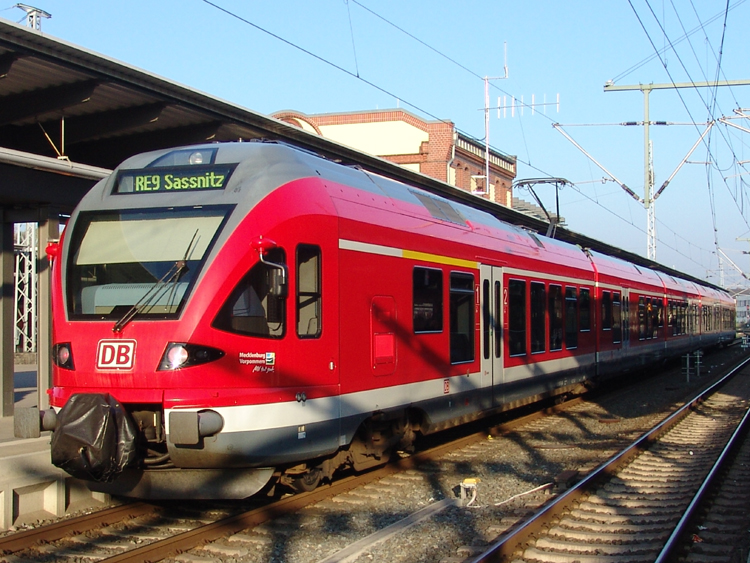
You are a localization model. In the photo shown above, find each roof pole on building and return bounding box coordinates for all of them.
[481,43,509,196]
[14,4,51,30]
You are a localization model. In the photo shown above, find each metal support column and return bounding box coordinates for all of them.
[604,79,750,260]
[643,88,656,261]
[14,223,36,354]
[36,208,58,411]
[0,216,14,416]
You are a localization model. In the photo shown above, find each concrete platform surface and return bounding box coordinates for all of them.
[0,365,108,528]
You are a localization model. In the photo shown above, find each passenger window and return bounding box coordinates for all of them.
[214,248,286,338]
[579,288,591,331]
[508,279,526,356]
[638,296,646,340]
[667,299,677,336]
[413,267,443,333]
[548,284,563,351]
[612,292,622,343]
[601,291,612,331]
[565,287,578,349]
[531,282,546,353]
[296,245,321,338]
[657,299,664,329]
[450,272,474,364]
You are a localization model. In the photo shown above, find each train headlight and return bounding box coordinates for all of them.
[158,343,225,371]
[52,343,74,370]
[167,345,189,369]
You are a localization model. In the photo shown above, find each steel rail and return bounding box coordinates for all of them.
[654,388,750,562]
[0,392,581,561]
[467,354,750,563]
[0,502,154,553]
[96,398,586,563]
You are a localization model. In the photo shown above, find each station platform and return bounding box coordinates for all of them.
[0,364,108,529]
[0,364,40,442]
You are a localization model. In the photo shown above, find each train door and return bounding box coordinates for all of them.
[480,265,503,407]
[620,289,630,353]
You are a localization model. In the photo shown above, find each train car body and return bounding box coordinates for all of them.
[34,142,735,498]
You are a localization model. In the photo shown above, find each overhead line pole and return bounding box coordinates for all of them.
[604,79,750,262]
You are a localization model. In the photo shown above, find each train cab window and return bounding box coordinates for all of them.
[296,245,321,338]
[450,273,474,364]
[508,279,527,357]
[531,282,546,353]
[66,207,231,320]
[565,287,578,349]
[601,291,612,331]
[548,284,563,351]
[214,248,286,338]
[579,288,591,331]
[413,267,443,333]
[612,292,622,343]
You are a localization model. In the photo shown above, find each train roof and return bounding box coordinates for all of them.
[84,141,728,298]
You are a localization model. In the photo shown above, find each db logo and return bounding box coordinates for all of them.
[97,340,136,370]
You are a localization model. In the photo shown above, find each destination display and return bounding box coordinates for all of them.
[113,164,236,194]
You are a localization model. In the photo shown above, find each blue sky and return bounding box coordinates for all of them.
[3,1,750,286]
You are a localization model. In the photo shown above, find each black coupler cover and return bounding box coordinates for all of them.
[51,393,139,482]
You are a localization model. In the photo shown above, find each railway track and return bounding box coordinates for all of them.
[677,411,750,562]
[470,354,750,563]
[0,348,745,563]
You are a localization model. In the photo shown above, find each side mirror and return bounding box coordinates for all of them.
[269,265,288,298]
[46,240,60,260]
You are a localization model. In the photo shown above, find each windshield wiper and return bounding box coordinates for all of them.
[112,230,199,333]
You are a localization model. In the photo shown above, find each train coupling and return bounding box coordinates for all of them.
[14,406,58,439]
[168,409,224,444]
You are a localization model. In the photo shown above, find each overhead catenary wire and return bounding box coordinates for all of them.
[567,180,719,273]
[350,0,558,126]
[610,0,747,84]
[636,0,750,274]
[201,0,738,280]
[628,1,750,233]
[343,0,360,78]
[628,1,750,281]
[199,0,459,136]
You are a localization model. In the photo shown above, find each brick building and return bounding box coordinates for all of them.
[272,109,516,207]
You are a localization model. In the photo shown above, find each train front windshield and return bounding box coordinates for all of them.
[65,206,231,320]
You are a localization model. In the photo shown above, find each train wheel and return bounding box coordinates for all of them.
[290,468,322,493]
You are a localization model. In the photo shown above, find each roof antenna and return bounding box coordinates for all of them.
[14,4,51,31]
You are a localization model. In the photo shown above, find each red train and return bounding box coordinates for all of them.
[26,141,735,498]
